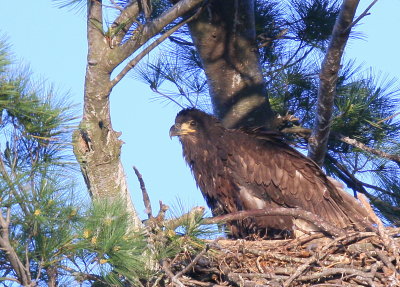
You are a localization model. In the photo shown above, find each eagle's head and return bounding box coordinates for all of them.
[169,108,221,140]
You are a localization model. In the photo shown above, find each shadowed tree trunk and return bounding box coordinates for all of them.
[187,0,275,129]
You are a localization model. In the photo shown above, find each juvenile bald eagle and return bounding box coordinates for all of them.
[170,108,370,238]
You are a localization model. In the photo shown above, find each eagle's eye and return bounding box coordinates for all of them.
[189,120,197,127]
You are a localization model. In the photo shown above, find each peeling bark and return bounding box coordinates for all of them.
[187,0,274,129]
[308,0,360,166]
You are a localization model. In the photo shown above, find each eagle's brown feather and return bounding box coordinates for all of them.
[170,108,371,238]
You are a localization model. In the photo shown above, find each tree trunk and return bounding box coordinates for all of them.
[187,0,274,128]
[73,0,142,227]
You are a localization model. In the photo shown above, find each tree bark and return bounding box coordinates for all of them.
[74,0,204,228]
[308,0,360,166]
[187,0,274,129]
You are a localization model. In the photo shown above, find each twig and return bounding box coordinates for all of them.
[283,232,373,287]
[344,0,379,33]
[358,194,399,270]
[203,207,345,237]
[155,201,169,222]
[133,166,153,219]
[297,267,374,282]
[161,260,186,287]
[174,243,211,279]
[180,278,228,287]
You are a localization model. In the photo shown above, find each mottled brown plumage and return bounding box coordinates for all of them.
[170,108,371,238]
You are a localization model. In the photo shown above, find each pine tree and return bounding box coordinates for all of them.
[0,40,155,286]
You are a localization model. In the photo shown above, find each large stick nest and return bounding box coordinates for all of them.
[162,228,399,287]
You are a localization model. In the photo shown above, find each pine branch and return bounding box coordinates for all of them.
[308,0,360,166]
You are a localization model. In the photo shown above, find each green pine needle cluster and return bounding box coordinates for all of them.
[75,198,149,286]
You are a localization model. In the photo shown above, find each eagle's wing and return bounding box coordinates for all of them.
[223,131,368,230]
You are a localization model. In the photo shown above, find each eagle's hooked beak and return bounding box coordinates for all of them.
[169,123,196,138]
[169,125,179,138]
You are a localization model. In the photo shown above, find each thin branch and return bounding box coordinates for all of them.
[282,126,400,165]
[377,111,400,124]
[109,0,124,11]
[150,88,185,109]
[111,7,202,88]
[133,166,152,219]
[0,208,31,286]
[297,267,374,283]
[344,0,379,33]
[203,207,345,237]
[338,134,400,164]
[112,0,204,66]
[161,260,185,287]
[173,243,210,279]
[110,1,140,45]
[308,0,360,166]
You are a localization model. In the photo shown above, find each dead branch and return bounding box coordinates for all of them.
[203,207,346,237]
[344,0,379,33]
[156,226,400,286]
[133,166,153,219]
[162,259,186,287]
[358,194,399,270]
[174,243,213,280]
[165,206,205,231]
[282,127,400,166]
[337,134,400,165]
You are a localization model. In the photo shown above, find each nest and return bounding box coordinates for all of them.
[161,228,400,287]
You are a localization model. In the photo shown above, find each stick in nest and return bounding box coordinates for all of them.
[133,166,153,219]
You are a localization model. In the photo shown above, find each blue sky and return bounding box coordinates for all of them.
[1,1,400,218]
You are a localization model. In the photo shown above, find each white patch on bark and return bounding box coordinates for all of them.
[116,161,142,230]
